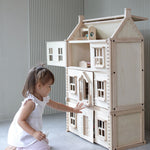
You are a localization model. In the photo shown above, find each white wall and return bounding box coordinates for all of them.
[84,0,150,130]
[0,0,29,121]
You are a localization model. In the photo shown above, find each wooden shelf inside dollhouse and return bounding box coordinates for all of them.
[67,66,108,73]
[68,66,91,71]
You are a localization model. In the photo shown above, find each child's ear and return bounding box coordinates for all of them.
[36,82,41,89]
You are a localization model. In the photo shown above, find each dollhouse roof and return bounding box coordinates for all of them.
[83,14,148,23]
[67,8,148,41]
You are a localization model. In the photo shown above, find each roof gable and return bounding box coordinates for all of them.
[67,8,147,41]
[112,18,143,39]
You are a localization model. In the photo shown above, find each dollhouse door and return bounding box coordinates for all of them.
[78,71,93,106]
[46,41,67,67]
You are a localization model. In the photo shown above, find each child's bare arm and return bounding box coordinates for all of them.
[47,99,84,113]
[17,100,46,141]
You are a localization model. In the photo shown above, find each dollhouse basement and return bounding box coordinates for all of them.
[46,8,148,150]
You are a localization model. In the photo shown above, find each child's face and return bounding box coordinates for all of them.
[36,80,53,98]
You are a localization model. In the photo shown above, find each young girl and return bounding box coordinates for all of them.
[6,65,84,150]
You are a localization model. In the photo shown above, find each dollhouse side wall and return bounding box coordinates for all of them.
[112,109,145,150]
[112,42,143,108]
[111,42,145,149]
[111,17,144,110]
[111,18,145,150]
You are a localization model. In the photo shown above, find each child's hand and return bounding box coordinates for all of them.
[32,131,46,141]
[73,102,85,113]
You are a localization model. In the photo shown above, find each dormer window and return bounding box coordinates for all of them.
[94,47,105,68]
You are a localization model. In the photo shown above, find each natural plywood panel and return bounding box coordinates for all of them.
[116,112,143,147]
[113,42,143,107]
[116,19,143,39]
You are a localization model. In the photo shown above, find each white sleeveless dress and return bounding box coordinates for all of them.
[7,93,49,147]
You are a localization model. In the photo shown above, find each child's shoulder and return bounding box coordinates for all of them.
[22,93,38,106]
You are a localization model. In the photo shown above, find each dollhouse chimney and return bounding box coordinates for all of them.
[124,8,131,18]
[78,15,84,24]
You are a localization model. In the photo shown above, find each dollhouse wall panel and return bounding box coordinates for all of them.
[46,41,67,67]
[112,42,143,108]
[80,108,94,142]
[67,68,94,106]
[112,110,144,149]
[67,102,94,143]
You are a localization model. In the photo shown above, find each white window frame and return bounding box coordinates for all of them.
[70,112,77,128]
[58,48,63,61]
[97,80,106,101]
[94,47,105,68]
[97,119,107,141]
[69,76,77,94]
[48,48,53,61]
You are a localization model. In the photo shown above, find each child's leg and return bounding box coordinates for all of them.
[18,139,50,150]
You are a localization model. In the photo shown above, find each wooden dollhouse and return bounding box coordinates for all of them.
[46,8,148,150]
